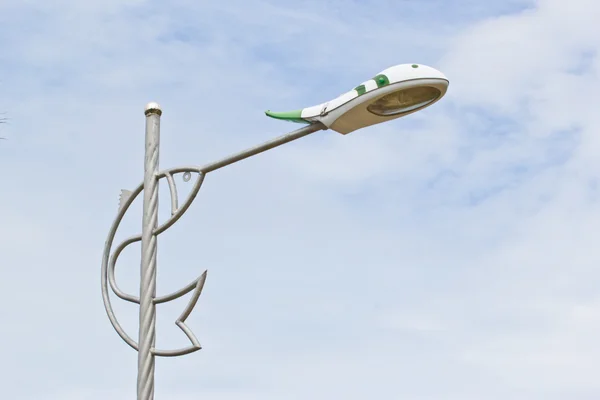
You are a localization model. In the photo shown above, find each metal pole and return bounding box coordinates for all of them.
[100,104,328,399]
[138,102,162,400]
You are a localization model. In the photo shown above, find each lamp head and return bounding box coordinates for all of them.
[266,63,449,134]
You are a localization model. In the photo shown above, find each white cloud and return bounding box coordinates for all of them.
[1,0,600,399]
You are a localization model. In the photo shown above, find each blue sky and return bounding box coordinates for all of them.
[1,0,600,399]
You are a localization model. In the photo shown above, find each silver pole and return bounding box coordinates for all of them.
[138,102,162,400]
[100,103,328,399]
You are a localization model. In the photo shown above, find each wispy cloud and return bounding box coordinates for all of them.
[1,0,600,399]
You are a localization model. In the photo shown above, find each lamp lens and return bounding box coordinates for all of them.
[367,86,441,116]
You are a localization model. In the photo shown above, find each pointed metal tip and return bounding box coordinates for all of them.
[145,102,162,116]
[118,189,133,211]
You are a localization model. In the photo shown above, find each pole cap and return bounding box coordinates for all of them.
[145,102,163,116]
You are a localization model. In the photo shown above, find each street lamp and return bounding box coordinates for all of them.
[101,63,449,400]
[265,63,448,134]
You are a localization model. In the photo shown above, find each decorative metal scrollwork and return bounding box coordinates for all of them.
[100,166,207,357]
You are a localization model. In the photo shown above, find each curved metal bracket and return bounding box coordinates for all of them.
[100,166,208,356]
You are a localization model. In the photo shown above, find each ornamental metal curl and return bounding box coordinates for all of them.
[100,166,208,357]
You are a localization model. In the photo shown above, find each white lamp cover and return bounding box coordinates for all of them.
[266,64,449,134]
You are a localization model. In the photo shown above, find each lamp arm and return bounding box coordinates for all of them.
[197,121,327,174]
[101,121,327,355]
